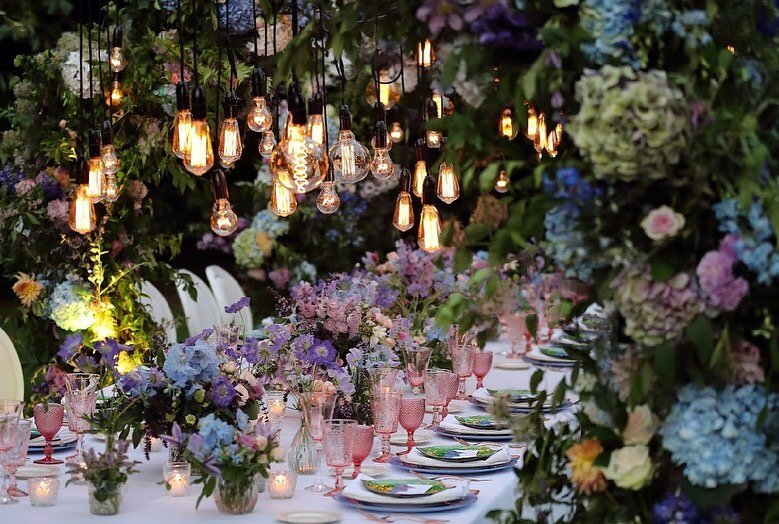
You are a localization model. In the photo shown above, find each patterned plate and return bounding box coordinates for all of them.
[389,456,518,475]
[361,479,450,498]
[487,389,537,402]
[433,427,515,442]
[538,346,574,360]
[417,445,498,463]
[454,415,507,430]
[333,493,477,513]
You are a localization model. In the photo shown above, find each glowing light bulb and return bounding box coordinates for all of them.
[494,169,510,193]
[329,130,370,183]
[413,160,427,198]
[259,131,277,158]
[436,162,459,204]
[534,113,547,159]
[389,122,404,143]
[546,126,560,157]
[218,117,242,165]
[371,148,394,180]
[418,204,441,253]
[86,157,106,202]
[526,107,538,140]
[393,191,415,232]
[364,76,400,109]
[316,180,340,214]
[432,91,454,118]
[211,198,239,236]
[247,97,273,132]
[499,107,517,140]
[109,47,126,73]
[172,109,192,159]
[417,39,435,67]
[272,122,327,194]
[100,145,119,175]
[69,184,96,234]
[108,80,124,107]
[308,113,325,146]
[426,130,442,149]
[184,119,215,176]
[269,177,297,217]
[103,173,120,202]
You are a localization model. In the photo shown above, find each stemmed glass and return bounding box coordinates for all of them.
[403,347,431,394]
[371,391,401,463]
[368,367,399,395]
[424,369,450,429]
[32,402,64,465]
[322,419,356,496]
[472,351,494,390]
[299,391,336,493]
[441,372,459,420]
[2,419,32,498]
[0,400,24,505]
[64,373,99,471]
[449,343,475,400]
[351,424,375,478]
[499,312,530,359]
[397,397,425,456]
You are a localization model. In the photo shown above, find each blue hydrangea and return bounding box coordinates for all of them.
[46,278,95,331]
[251,209,289,238]
[714,199,779,285]
[0,165,24,194]
[661,384,779,492]
[217,0,256,34]
[197,413,236,454]
[163,338,221,389]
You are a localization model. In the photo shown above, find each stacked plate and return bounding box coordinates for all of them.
[471,388,572,414]
[435,414,514,441]
[335,474,477,513]
[28,426,78,454]
[522,346,578,369]
[390,444,517,475]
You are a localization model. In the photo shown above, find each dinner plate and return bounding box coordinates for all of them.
[455,415,508,430]
[433,427,515,442]
[390,430,432,446]
[494,360,531,370]
[329,464,387,478]
[469,397,572,414]
[15,465,60,479]
[522,355,578,369]
[538,345,574,360]
[417,445,499,463]
[486,390,537,403]
[276,511,342,523]
[27,441,77,454]
[333,492,477,513]
[361,478,450,498]
[389,456,518,475]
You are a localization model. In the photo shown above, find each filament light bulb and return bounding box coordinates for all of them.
[499,107,517,140]
[393,191,415,232]
[436,162,459,204]
[247,97,273,132]
[370,121,394,180]
[269,177,297,217]
[413,161,427,198]
[211,198,239,236]
[534,113,547,159]
[103,173,120,202]
[417,39,435,68]
[69,184,97,235]
[86,157,105,202]
[109,47,126,73]
[389,122,404,143]
[330,130,370,183]
[108,79,124,107]
[308,113,325,146]
[273,122,327,193]
[494,169,510,193]
[364,75,400,109]
[184,86,214,176]
[172,109,192,159]
[526,107,538,140]
[100,120,119,174]
[316,180,340,214]
[418,204,441,253]
[259,131,277,158]
[218,117,242,165]
[426,130,442,149]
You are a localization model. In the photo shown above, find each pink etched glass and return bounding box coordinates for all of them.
[299,391,336,493]
[403,347,431,394]
[32,402,64,465]
[397,397,425,456]
[368,367,399,396]
[423,369,451,429]
[449,343,475,400]
[500,312,530,359]
[472,351,494,390]
[441,371,459,420]
[371,391,401,463]
[2,419,31,498]
[64,373,98,470]
[0,400,23,505]
[351,424,374,478]
[323,419,356,496]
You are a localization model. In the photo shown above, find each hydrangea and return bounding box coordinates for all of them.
[661,384,779,492]
[611,264,702,346]
[0,165,24,194]
[569,66,689,182]
[651,492,702,523]
[163,339,221,389]
[216,0,256,34]
[197,413,236,455]
[47,279,95,331]
[232,210,290,269]
[714,199,779,285]
[252,209,289,238]
[696,235,749,312]
[35,171,63,200]
[469,4,541,51]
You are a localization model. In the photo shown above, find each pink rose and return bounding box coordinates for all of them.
[731,339,765,385]
[268,267,290,289]
[640,205,685,241]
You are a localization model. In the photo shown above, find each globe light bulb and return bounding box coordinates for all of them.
[100,121,119,175]
[389,121,404,143]
[371,148,394,180]
[184,119,215,175]
[218,117,242,165]
[258,131,277,158]
[393,190,414,232]
[534,112,547,159]
[499,107,517,140]
[211,198,239,236]
[330,130,370,183]
[494,168,510,193]
[172,108,192,159]
[436,162,459,204]
[307,113,325,146]
[109,47,126,73]
[272,122,327,193]
[417,39,434,68]
[426,130,442,149]
[69,183,97,234]
[316,180,340,214]
[269,177,297,217]
[247,97,273,132]
[418,204,441,253]
[108,79,124,107]
[413,160,427,198]
[103,173,120,202]
[364,75,400,109]
[526,106,538,140]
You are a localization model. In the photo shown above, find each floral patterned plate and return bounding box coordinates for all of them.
[487,389,537,402]
[417,445,499,463]
[361,479,450,498]
[454,415,507,430]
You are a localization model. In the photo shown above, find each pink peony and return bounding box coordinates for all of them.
[640,205,685,241]
[47,198,70,228]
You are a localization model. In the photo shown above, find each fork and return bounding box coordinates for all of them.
[410,470,491,483]
[358,511,449,524]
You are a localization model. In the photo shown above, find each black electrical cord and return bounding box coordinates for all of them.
[178,0,185,80]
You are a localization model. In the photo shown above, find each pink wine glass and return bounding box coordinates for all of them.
[472,351,494,390]
[423,369,451,429]
[2,419,32,498]
[64,373,98,469]
[351,424,375,479]
[441,371,459,420]
[449,343,475,400]
[500,312,530,359]
[323,419,356,496]
[403,347,432,394]
[371,391,401,463]
[33,403,64,465]
[397,397,425,456]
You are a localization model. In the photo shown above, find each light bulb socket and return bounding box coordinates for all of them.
[223,91,239,118]
[191,85,207,120]
[339,104,352,130]
[372,102,386,124]
[425,98,438,121]
[399,168,411,192]
[211,169,229,200]
[250,67,267,97]
[373,121,388,149]
[308,92,324,116]
[289,91,307,126]
[415,139,427,162]
[422,174,436,205]
[101,120,114,146]
[112,25,123,48]
[175,81,191,111]
[274,81,287,101]
[325,163,335,183]
[88,130,101,158]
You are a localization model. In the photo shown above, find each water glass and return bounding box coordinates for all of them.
[423,369,451,429]
[368,367,399,396]
[2,419,32,498]
[441,372,459,420]
[32,403,64,466]
[299,391,336,493]
[449,343,475,400]
[472,351,494,390]
[500,312,530,359]
[351,424,374,478]
[397,397,425,456]
[403,347,431,394]
[0,400,24,505]
[64,373,98,472]
[323,419,357,496]
[371,391,401,463]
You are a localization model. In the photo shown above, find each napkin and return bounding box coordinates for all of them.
[399,445,511,469]
[440,415,513,436]
[342,474,469,505]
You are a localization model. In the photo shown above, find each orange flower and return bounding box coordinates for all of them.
[566,439,607,494]
[12,273,43,307]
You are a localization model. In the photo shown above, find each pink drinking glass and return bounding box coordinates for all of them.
[403,347,432,394]
[351,424,374,479]
[449,343,475,400]
[500,312,530,359]
[323,419,357,496]
[299,391,337,493]
[441,371,459,420]
[64,373,98,468]
[397,397,425,456]
[32,402,64,465]
[423,370,451,429]
[371,391,401,463]
[472,351,494,390]
[0,400,24,505]
[369,367,400,396]
[2,419,32,498]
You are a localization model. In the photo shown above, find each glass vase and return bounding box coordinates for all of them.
[213,476,261,515]
[88,485,123,516]
[287,420,318,475]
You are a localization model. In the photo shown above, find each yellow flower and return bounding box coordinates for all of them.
[12,273,43,307]
[115,351,138,374]
[566,439,607,495]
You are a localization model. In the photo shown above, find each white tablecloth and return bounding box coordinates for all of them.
[5,341,572,523]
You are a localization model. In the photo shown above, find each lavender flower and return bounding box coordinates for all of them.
[207,375,237,408]
[651,492,702,523]
[225,296,250,314]
[470,3,542,51]
[416,0,465,37]
[696,235,749,312]
[35,171,64,200]
[57,332,83,361]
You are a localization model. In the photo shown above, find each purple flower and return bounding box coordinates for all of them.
[470,4,542,51]
[651,492,702,523]
[35,171,64,200]
[57,333,83,361]
[161,422,185,446]
[697,234,749,312]
[183,328,214,346]
[225,296,250,314]
[95,338,127,368]
[292,333,315,361]
[241,337,261,364]
[416,0,465,37]
[207,374,237,408]
[118,371,144,396]
[307,339,337,366]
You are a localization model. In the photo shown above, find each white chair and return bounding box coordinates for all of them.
[138,280,178,344]
[0,327,25,401]
[205,265,253,329]
[175,269,222,338]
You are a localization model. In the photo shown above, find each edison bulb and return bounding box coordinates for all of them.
[526,107,538,140]
[109,47,126,73]
[184,119,215,176]
[546,127,559,157]
[218,117,242,165]
[308,114,325,146]
[247,97,273,132]
[494,169,510,193]
[172,108,192,159]
[436,163,459,204]
[86,157,106,202]
[418,204,442,253]
[329,130,371,183]
[269,177,297,217]
[431,91,454,118]
[426,130,442,149]
[534,113,547,159]
[417,39,434,67]
[393,191,415,232]
[259,131,277,158]
[211,198,239,236]
[108,80,124,107]
[272,122,327,194]
[364,78,400,109]
[316,181,340,214]
[389,122,404,143]
[413,160,427,197]
[370,148,394,180]
[499,107,517,140]
[104,173,120,202]
[100,144,119,174]
[69,184,96,234]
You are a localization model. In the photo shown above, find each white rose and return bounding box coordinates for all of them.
[271,447,286,462]
[254,435,268,449]
[601,446,653,490]
[235,384,249,406]
[622,405,658,446]
[222,360,238,374]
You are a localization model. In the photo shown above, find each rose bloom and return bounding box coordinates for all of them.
[566,439,607,494]
[622,405,658,446]
[640,205,685,241]
[12,273,43,307]
[602,445,653,490]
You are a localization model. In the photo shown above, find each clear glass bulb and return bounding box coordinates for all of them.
[412,160,427,197]
[247,97,273,132]
[436,162,459,204]
[499,108,516,140]
[258,131,277,158]
[172,108,192,159]
[546,128,559,157]
[393,191,415,232]
[526,107,538,140]
[218,117,243,165]
[108,80,124,107]
[432,91,454,118]
[210,198,239,236]
[389,122,404,143]
[417,39,434,67]
[271,123,327,194]
[308,114,325,146]
[426,130,442,149]
[329,130,371,183]
[534,113,547,159]
[100,144,120,174]
[364,77,401,109]
[316,181,340,214]
[370,148,394,180]
[494,169,510,193]
[103,173,120,202]
[184,119,215,176]
[269,177,297,217]
[370,132,393,151]
[109,47,126,73]
[418,204,441,253]
[86,157,106,202]
[69,184,96,234]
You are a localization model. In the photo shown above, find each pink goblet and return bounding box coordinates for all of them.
[299,391,337,493]
[397,397,425,456]
[371,391,401,463]
[64,373,98,469]
[351,424,374,478]
[500,312,530,359]
[472,351,494,390]
[441,372,459,420]
[0,400,24,505]
[2,419,32,498]
[403,347,432,394]
[424,369,452,429]
[33,402,64,465]
[449,343,475,400]
[323,419,357,496]
[368,367,400,396]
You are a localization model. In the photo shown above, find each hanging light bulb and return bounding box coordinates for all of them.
[369,103,393,151]
[184,86,214,176]
[412,140,427,198]
[525,105,538,140]
[316,179,340,214]
[370,121,394,180]
[247,67,273,133]
[100,120,119,175]
[546,120,563,157]
[109,26,126,73]
[85,131,106,202]
[329,105,371,183]
[499,107,517,140]
[494,166,510,193]
[389,121,404,143]
[108,76,124,107]
[172,82,192,159]
[436,162,459,204]
[393,169,415,232]
[218,92,243,166]
[364,71,400,109]
[69,177,97,235]
[417,39,435,68]
[432,90,454,118]
[103,173,120,202]
[269,176,297,217]
[418,175,442,253]
[425,99,442,149]
[259,131,277,158]
[534,112,547,159]
[307,93,326,146]
[209,169,239,236]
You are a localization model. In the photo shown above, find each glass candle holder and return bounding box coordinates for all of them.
[29,478,60,507]
[149,436,163,453]
[268,470,297,499]
[266,391,287,422]
[163,462,191,497]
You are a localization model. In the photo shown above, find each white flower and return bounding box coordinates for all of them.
[222,360,238,374]
[235,384,249,406]
[61,50,105,98]
[601,445,653,490]
[271,447,286,461]
[581,398,614,427]
[622,405,658,446]
[640,205,685,241]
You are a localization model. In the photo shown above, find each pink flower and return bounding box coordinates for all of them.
[731,339,764,385]
[640,205,685,241]
[268,267,290,289]
[47,198,70,228]
[14,179,36,195]
[697,235,748,312]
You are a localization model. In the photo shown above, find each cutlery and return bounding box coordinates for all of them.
[410,470,491,483]
[358,511,449,524]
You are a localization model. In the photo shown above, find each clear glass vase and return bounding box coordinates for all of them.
[287,420,318,475]
[213,476,261,515]
[88,485,123,516]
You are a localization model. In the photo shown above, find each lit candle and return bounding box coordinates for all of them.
[265,391,287,422]
[163,462,190,497]
[268,470,297,499]
[29,477,60,507]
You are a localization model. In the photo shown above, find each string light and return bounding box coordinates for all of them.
[85,131,106,202]
[417,39,434,68]
[494,166,510,193]
[316,179,340,214]
[108,25,126,72]
[525,105,538,140]
[259,131,277,158]
[107,75,124,107]
[412,140,427,198]
[392,169,414,232]
[209,169,239,236]
[418,175,442,253]
[247,67,273,133]
[100,120,119,175]
[499,107,517,140]
[329,105,370,183]
[436,162,459,204]
[370,121,394,180]
[307,93,326,146]
[184,86,214,176]
[425,99,442,149]
[69,159,96,234]
[218,92,243,166]
[269,177,297,217]
[172,82,192,159]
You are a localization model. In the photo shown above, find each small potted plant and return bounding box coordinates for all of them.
[69,438,138,515]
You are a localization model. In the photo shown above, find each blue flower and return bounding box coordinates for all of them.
[183,327,214,346]
[306,339,337,366]
[57,333,83,361]
[197,413,236,454]
[651,492,702,523]
[207,374,237,408]
[163,339,220,388]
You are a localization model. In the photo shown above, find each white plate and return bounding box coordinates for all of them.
[329,464,387,478]
[16,465,60,479]
[495,360,531,370]
[425,404,462,414]
[390,430,432,446]
[276,511,342,524]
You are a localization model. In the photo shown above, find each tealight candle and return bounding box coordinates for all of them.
[266,391,287,421]
[163,462,191,497]
[268,470,297,499]
[29,477,60,507]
